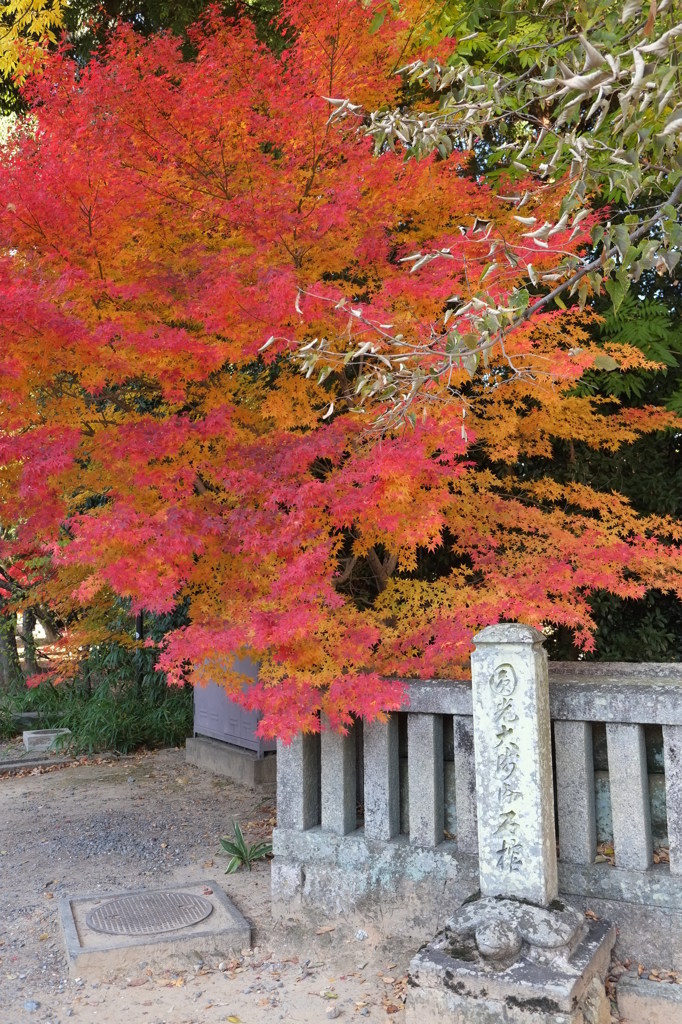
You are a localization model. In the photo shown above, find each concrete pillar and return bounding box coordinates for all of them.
[606,723,653,870]
[407,713,444,847]
[453,714,478,854]
[364,716,400,841]
[321,724,357,836]
[276,733,320,831]
[555,720,597,865]
[471,623,557,906]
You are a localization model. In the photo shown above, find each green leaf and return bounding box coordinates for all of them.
[593,354,619,371]
[604,277,627,314]
[368,9,385,34]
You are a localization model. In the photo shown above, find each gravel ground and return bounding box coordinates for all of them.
[0,745,417,1024]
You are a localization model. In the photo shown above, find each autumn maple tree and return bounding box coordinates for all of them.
[0,0,681,737]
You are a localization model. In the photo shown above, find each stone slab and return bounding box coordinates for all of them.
[185,736,276,788]
[59,880,250,977]
[271,827,479,928]
[396,669,682,725]
[558,860,682,910]
[23,728,70,752]
[564,893,682,972]
[617,970,682,1024]
[407,917,615,1023]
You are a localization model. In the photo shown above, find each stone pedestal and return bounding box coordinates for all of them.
[407,896,615,1024]
[406,624,614,1024]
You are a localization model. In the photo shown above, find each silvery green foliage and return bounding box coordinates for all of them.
[312,0,682,422]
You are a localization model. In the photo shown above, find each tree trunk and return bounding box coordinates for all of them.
[0,612,24,693]
[20,607,40,677]
[35,606,59,643]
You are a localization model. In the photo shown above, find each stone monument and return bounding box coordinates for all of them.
[406,623,615,1024]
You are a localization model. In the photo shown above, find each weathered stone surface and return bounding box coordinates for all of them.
[471,624,557,905]
[321,723,357,836]
[372,669,682,724]
[403,679,472,715]
[407,714,444,847]
[363,717,400,841]
[559,860,682,909]
[271,825,682,967]
[271,826,478,929]
[400,760,457,844]
[475,918,522,960]
[617,970,682,1024]
[444,896,585,962]
[453,715,478,854]
[550,662,682,680]
[407,916,615,1024]
[606,723,653,870]
[593,770,668,847]
[276,733,320,831]
[549,668,682,726]
[564,893,682,972]
[555,720,597,865]
[664,725,682,875]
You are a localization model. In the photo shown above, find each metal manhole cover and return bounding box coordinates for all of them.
[85,891,214,936]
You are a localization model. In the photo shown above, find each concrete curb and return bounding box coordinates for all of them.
[617,969,682,1023]
[0,757,73,774]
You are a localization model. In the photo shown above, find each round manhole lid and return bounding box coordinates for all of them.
[86,891,214,936]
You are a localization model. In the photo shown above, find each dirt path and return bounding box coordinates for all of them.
[0,747,414,1024]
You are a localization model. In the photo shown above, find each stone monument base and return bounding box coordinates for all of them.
[406,896,615,1024]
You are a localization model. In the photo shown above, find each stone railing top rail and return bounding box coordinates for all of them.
[401,662,682,724]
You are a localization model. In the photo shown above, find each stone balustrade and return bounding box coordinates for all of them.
[272,653,682,968]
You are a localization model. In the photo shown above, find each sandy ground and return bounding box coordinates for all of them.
[0,745,416,1024]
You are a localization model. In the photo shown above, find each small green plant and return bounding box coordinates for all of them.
[219,822,272,873]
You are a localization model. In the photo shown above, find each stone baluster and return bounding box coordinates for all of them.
[606,723,653,870]
[321,724,357,836]
[363,716,400,841]
[554,720,597,865]
[407,713,444,847]
[663,725,682,874]
[276,733,320,831]
[453,714,478,854]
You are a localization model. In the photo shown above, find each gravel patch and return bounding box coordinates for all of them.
[0,746,417,1024]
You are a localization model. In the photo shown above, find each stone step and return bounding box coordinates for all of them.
[617,970,682,1023]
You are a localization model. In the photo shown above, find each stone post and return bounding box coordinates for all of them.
[407,624,616,1024]
[470,623,558,906]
